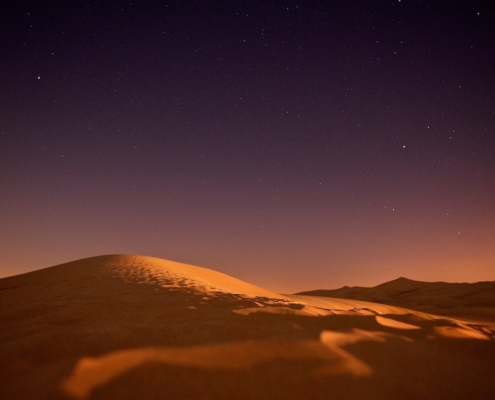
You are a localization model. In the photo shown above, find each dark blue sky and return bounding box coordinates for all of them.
[1,0,494,292]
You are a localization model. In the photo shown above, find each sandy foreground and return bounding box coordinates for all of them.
[1,255,494,400]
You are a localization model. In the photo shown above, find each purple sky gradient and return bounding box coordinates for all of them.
[1,0,494,292]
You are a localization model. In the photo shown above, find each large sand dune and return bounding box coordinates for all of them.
[1,255,494,399]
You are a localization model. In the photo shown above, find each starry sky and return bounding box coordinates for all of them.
[1,0,494,292]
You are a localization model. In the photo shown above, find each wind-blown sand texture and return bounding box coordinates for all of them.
[1,255,494,399]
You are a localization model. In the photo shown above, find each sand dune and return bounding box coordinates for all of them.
[1,255,495,399]
[298,276,495,323]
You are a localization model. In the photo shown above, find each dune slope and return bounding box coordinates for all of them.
[1,255,494,400]
[298,277,495,322]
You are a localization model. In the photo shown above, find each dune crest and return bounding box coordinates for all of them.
[1,254,495,400]
[104,254,293,299]
[298,276,495,322]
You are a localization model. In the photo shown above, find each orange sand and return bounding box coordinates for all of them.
[1,255,494,399]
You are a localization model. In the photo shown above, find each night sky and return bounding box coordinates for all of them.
[1,0,494,292]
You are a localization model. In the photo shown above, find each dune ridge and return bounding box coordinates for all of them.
[104,254,293,299]
[298,276,495,322]
[1,254,495,400]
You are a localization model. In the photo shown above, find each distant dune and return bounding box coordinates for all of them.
[297,277,495,323]
[1,255,494,400]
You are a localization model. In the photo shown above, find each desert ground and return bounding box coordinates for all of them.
[1,255,494,399]
[298,277,495,324]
